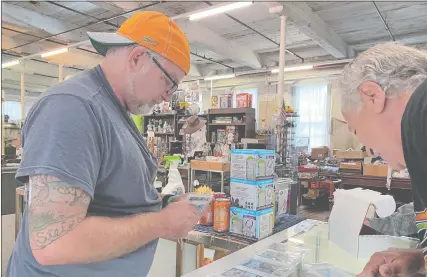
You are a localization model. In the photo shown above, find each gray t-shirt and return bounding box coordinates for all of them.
[6,66,162,277]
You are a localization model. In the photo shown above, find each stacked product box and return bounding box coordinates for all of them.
[231,149,275,181]
[230,149,276,240]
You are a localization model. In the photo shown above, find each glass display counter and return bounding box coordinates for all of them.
[182,221,367,277]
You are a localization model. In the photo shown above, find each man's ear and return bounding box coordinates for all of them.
[127,47,149,73]
[359,81,386,114]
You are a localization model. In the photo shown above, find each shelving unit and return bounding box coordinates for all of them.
[207,107,256,142]
[276,113,299,181]
[143,112,178,138]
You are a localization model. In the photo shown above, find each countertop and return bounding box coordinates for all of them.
[182,221,366,277]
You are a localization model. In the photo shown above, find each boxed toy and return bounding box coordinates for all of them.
[230,207,274,240]
[231,149,275,181]
[275,178,295,219]
[230,178,274,211]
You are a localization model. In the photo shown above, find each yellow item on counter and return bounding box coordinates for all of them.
[195,185,214,195]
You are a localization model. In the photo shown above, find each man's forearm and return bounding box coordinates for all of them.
[33,211,166,265]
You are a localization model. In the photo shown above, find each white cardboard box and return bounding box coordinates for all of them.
[230,207,274,240]
[231,149,275,181]
[329,188,418,260]
[230,178,274,211]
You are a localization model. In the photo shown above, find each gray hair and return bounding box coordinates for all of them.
[339,43,427,112]
[106,44,165,61]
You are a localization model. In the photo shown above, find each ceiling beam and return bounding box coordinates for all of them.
[2,70,58,88]
[267,2,348,58]
[179,20,262,69]
[188,63,202,77]
[87,1,126,13]
[2,3,86,43]
[3,87,44,98]
[2,36,102,69]
[350,32,427,53]
[118,3,263,69]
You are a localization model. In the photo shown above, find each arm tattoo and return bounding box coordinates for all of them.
[28,174,91,249]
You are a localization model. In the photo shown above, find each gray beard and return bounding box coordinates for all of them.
[132,103,154,115]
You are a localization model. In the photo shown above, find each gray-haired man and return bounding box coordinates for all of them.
[340,43,427,277]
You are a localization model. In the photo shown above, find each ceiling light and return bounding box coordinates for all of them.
[41,48,69,58]
[204,74,236,81]
[2,60,20,68]
[271,65,314,73]
[189,2,253,21]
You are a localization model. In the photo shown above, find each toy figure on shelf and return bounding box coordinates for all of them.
[162,121,168,133]
[147,121,154,132]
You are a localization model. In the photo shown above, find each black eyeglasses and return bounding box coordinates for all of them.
[147,52,178,95]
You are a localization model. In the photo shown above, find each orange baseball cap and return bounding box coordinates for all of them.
[87,11,190,74]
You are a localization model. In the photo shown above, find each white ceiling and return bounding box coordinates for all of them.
[2,1,427,96]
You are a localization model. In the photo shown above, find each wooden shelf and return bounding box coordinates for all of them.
[144,113,176,117]
[143,133,174,136]
[340,175,411,190]
[208,107,255,115]
[210,123,246,126]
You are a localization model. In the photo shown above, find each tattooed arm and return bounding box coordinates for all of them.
[28,174,200,265]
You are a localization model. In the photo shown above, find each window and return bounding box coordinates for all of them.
[3,101,22,122]
[2,99,38,122]
[293,82,330,149]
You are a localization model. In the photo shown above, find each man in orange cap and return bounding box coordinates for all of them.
[6,11,201,277]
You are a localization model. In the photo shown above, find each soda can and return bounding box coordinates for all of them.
[213,198,231,232]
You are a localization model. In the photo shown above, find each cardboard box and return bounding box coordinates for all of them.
[236,93,252,108]
[191,160,230,171]
[209,161,230,171]
[275,178,293,219]
[340,161,362,170]
[231,149,275,181]
[191,160,210,171]
[363,164,389,177]
[329,188,418,259]
[336,150,367,160]
[311,147,329,159]
[230,207,274,240]
[230,178,274,211]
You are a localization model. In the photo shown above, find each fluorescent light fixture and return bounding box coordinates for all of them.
[189,2,253,21]
[41,48,68,58]
[271,65,313,73]
[204,74,236,81]
[2,60,20,68]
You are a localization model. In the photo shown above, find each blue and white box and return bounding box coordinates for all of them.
[230,178,274,211]
[230,207,274,240]
[231,149,275,181]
